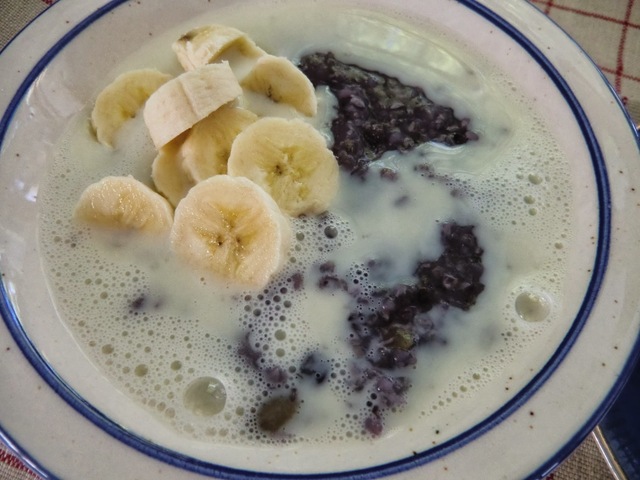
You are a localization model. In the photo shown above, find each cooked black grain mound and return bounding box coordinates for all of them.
[299,51,477,177]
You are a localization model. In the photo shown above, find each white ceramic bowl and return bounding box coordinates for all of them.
[1,0,640,479]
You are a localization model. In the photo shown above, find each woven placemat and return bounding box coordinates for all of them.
[0,1,52,51]
[550,434,614,480]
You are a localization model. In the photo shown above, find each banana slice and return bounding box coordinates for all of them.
[74,175,173,234]
[143,62,242,149]
[227,117,338,216]
[151,133,195,207]
[182,104,258,182]
[240,55,317,117]
[172,24,264,71]
[91,69,172,147]
[170,175,291,289]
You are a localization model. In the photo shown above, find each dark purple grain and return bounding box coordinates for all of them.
[298,52,476,177]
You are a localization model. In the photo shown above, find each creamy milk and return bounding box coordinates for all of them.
[37,4,573,446]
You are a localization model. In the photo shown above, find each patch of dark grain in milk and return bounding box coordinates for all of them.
[298,51,476,178]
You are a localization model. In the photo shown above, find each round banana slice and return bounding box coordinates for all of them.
[227,118,339,217]
[74,175,173,234]
[240,55,317,117]
[182,104,258,182]
[143,62,242,149]
[172,24,264,71]
[170,175,291,289]
[151,133,195,207]
[91,69,172,147]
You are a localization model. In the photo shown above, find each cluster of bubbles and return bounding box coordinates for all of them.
[41,197,387,443]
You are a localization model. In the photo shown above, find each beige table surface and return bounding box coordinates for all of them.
[0,1,638,479]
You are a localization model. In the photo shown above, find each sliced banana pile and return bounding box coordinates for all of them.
[77,24,340,289]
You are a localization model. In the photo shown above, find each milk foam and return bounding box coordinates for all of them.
[37,4,572,445]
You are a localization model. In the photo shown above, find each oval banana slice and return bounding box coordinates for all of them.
[227,118,339,217]
[143,62,242,149]
[172,24,264,71]
[151,133,195,207]
[91,69,172,147]
[74,175,173,234]
[170,175,291,289]
[182,104,258,182]
[240,55,317,117]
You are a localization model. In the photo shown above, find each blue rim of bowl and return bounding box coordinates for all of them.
[0,0,627,479]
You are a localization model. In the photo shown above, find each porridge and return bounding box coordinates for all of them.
[37,3,573,445]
